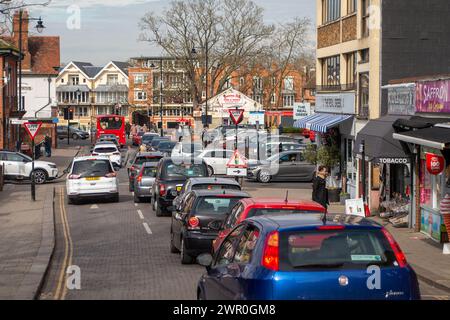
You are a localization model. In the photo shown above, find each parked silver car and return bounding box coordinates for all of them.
[133,162,158,203]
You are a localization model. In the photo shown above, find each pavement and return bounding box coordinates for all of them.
[0,144,80,300]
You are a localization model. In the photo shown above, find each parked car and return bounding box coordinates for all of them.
[66,156,119,204]
[133,162,158,203]
[170,189,251,264]
[0,150,58,184]
[196,213,421,300]
[92,143,122,168]
[173,177,242,210]
[140,132,160,148]
[197,149,235,176]
[157,141,177,156]
[128,151,163,192]
[247,150,315,183]
[171,142,203,158]
[152,157,209,217]
[212,198,326,252]
[132,131,146,146]
[57,126,89,140]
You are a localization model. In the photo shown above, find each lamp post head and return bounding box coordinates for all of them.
[35,18,45,33]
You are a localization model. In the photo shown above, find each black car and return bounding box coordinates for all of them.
[140,133,159,147]
[152,157,209,217]
[157,141,177,156]
[170,189,251,264]
[148,136,171,150]
[57,126,89,140]
[128,151,163,191]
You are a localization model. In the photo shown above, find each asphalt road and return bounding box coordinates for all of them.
[38,142,449,300]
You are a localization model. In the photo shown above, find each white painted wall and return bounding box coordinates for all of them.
[22,75,57,119]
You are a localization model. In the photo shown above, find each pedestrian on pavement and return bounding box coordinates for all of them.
[125,122,131,137]
[278,123,284,134]
[130,123,137,138]
[201,125,209,148]
[312,165,329,210]
[44,134,52,157]
[142,123,148,133]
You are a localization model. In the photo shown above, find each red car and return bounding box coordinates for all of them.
[212,197,326,253]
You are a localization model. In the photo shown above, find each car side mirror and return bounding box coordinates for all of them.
[197,253,213,270]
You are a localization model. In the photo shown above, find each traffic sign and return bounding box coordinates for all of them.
[226,149,248,168]
[228,108,244,125]
[23,122,42,140]
[226,167,247,177]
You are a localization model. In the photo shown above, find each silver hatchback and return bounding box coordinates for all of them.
[133,162,158,203]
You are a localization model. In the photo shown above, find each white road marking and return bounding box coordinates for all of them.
[90,204,99,209]
[137,209,144,220]
[143,222,152,234]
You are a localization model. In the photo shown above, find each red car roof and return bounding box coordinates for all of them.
[240,198,325,212]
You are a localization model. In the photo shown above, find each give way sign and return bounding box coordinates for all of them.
[23,122,43,140]
[228,108,245,125]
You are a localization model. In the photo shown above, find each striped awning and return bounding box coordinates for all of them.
[294,113,353,133]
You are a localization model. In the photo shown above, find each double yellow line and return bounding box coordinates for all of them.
[54,187,74,300]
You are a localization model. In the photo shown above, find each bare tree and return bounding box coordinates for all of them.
[0,0,51,35]
[139,0,274,110]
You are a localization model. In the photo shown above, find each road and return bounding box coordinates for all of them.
[38,142,449,300]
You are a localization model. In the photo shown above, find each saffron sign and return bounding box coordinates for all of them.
[426,153,445,175]
[416,80,450,113]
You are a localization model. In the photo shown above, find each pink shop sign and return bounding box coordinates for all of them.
[416,79,450,113]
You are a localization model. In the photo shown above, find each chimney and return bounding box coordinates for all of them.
[12,10,31,71]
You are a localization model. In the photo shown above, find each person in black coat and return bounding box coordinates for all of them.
[312,165,329,210]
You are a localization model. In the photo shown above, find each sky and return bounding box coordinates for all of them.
[27,0,316,66]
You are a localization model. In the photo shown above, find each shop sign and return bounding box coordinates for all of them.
[377,157,410,164]
[316,92,356,114]
[416,79,450,113]
[387,86,415,115]
[426,153,445,175]
[219,93,244,106]
[293,103,311,120]
[345,199,366,217]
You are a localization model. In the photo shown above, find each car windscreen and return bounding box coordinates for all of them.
[247,208,323,218]
[279,229,397,271]
[194,197,242,215]
[158,142,176,149]
[142,166,157,177]
[192,184,241,191]
[94,147,117,154]
[152,139,169,147]
[72,160,113,177]
[134,156,161,165]
[142,135,157,143]
[163,162,207,178]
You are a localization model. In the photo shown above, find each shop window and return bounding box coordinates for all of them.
[420,159,446,210]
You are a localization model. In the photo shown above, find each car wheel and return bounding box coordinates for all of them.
[155,199,163,217]
[170,230,180,253]
[112,194,119,203]
[180,238,194,264]
[207,165,214,176]
[197,289,205,300]
[68,197,75,205]
[133,193,141,203]
[258,170,271,183]
[32,169,48,184]
[72,133,79,140]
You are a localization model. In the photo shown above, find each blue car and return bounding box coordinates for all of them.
[196,214,421,300]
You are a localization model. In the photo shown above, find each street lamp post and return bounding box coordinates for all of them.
[192,44,209,127]
[150,60,164,137]
[76,89,81,129]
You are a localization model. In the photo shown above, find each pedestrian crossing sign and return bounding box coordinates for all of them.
[227,149,247,168]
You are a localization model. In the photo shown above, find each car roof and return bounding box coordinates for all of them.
[73,155,110,161]
[247,213,382,231]
[161,156,206,163]
[143,132,159,136]
[190,189,250,198]
[94,143,118,148]
[187,177,240,186]
[136,151,163,157]
[240,198,326,212]
[142,162,159,167]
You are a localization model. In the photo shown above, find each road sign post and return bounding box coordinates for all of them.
[23,122,42,201]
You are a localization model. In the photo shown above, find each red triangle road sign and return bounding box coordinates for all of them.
[23,122,43,140]
[227,149,248,168]
[228,108,244,125]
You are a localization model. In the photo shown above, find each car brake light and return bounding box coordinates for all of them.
[188,216,200,229]
[159,184,166,196]
[262,231,279,271]
[316,225,345,230]
[68,174,81,179]
[105,172,117,178]
[381,228,407,268]
[92,152,98,156]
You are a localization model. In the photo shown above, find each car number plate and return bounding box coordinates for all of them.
[85,177,100,181]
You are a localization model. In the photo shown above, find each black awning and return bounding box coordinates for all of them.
[393,125,450,150]
[393,116,449,132]
[354,116,410,163]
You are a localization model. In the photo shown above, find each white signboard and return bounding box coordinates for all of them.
[316,92,356,114]
[293,103,311,120]
[226,167,247,177]
[219,92,244,106]
[248,111,265,125]
[345,198,366,217]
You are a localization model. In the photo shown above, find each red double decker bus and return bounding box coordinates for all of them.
[96,115,126,147]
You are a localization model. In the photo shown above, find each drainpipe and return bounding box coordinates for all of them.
[34,76,52,118]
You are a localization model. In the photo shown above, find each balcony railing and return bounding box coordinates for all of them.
[316,83,357,92]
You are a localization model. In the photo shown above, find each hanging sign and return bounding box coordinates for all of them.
[23,122,43,140]
[426,153,445,175]
[228,108,245,125]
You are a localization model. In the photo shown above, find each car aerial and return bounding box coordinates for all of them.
[170,189,251,264]
[57,126,89,140]
[0,150,58,184]
[152,157,209,217]
[133,162,158,203]
[197,149,235,176]
[92,143,122,169]
[140,132,160,147]
[247,150,315,183]
[147,136,171,151]
[66,156,119,204]
[127,151,163,192]
[171,142,203,158]
[196,213,420,300]
[132,131,146,146]
[157,141,177,156]
[213,197,326,252]
[173,177,242,210]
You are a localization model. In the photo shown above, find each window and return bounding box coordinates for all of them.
[283,95,294,107]
[360,49,369,63]
[213,225,245,267]
[69,75,79,85]
[253,77,263,92]
[346,52,357,85]
[347,0,356,14]
[239,77,245,88]
[234,226,260,265]
[362,0,370,37]
[134,74,148,84]
[107,75,118,86]
[322,55,340,86]
[224,203,244,229]
[271,94,276,104]
[284,76,294,91]
[252,94,262,104]
[271,77,277,87]
[134,90,147,101]
[322,0,341,24]
[75,106,89,117]
[359,73,369,117]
